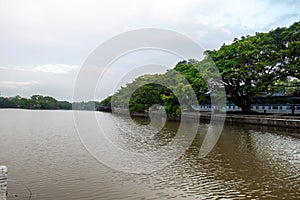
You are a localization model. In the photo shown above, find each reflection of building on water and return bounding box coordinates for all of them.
[249,131,300,175]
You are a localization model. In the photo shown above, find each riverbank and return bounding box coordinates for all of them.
[113,110,300,129]
[200,113,300,129]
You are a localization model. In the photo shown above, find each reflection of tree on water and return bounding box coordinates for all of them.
[148,125,300,199]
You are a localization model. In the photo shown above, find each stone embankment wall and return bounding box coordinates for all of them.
[111,108,300,129]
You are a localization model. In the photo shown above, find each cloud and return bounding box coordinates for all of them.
[0,64,79,100]
[0,64,79,74]
[0,81,38,89]
[0,0,299,100]
[32,64,79,74]
[0,0,299,56]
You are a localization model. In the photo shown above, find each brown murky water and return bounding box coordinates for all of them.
[0,109,299,199]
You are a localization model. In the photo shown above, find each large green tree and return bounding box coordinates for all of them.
[102,21,300,114]
[110,64,203,118]
[207,21,300,113]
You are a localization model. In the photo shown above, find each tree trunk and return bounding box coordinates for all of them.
[240,104,252,114]
[232,95,252,114]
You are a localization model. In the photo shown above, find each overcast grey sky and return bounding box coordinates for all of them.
[0,0,299,101]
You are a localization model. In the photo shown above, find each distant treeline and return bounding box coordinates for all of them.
[0,95,101,111]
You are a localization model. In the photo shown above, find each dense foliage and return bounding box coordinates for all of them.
[207,21,300,112]
[107,59,215,118]
[2,22,299,115]
[0,95,102,110]
[0,95,72,110]
[102,21,300,115]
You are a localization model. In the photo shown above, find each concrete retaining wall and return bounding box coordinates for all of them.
[199,113,300,129]
[110,108,300,129]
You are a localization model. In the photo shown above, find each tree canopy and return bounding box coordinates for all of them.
[102,21,300,115]
[207,21,300,113]
[0,95,72,110]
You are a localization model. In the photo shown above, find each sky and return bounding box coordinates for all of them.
[0,0,299,101]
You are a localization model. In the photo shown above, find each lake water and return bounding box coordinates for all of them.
[0,109,299,199]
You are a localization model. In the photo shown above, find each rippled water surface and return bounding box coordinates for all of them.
[0,109,299,199]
